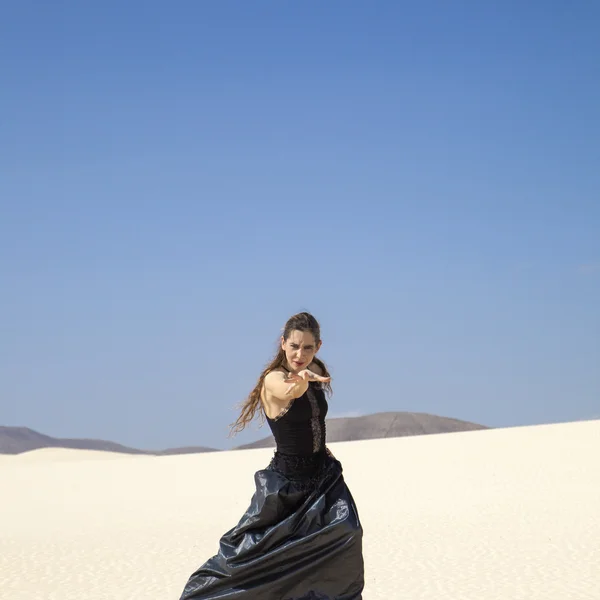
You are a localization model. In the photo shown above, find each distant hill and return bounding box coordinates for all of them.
[1,412,487,455]
[234,411,488,449]
[0,426,217,456]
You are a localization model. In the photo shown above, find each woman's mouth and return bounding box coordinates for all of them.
[293,361,304,368]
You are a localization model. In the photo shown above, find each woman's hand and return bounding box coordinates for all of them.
[284,369,331,395]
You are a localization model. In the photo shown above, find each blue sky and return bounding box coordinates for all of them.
[1,1,599,450]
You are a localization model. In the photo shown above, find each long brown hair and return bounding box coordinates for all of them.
[228,312,332,436]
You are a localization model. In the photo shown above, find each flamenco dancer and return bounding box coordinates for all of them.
[179,312,364,599]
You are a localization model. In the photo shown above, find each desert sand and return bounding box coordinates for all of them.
[1,419,599,599]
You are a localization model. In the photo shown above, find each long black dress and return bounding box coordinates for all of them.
[179,381,365,599]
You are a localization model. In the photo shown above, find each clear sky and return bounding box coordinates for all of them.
[1,1,599,451]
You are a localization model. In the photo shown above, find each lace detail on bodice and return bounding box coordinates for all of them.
[306,385,324,452]
[265,381,328,456]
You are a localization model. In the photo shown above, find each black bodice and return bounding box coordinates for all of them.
[266,382,328,456]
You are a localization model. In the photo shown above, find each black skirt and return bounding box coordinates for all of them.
[179,448,364,600]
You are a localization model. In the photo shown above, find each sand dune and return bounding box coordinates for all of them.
[1,420,599,599]
[1,447,156,463]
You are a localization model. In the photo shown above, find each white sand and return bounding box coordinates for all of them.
[1,420,599,599]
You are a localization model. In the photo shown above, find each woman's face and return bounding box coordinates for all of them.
[281,329,321,372]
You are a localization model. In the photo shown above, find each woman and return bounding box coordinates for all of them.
[179,312,364,599]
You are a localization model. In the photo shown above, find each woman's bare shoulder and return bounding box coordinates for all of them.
[263,368,288,395]
[264,367,287,382]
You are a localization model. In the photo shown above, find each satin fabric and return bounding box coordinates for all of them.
[179,451,364,599]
